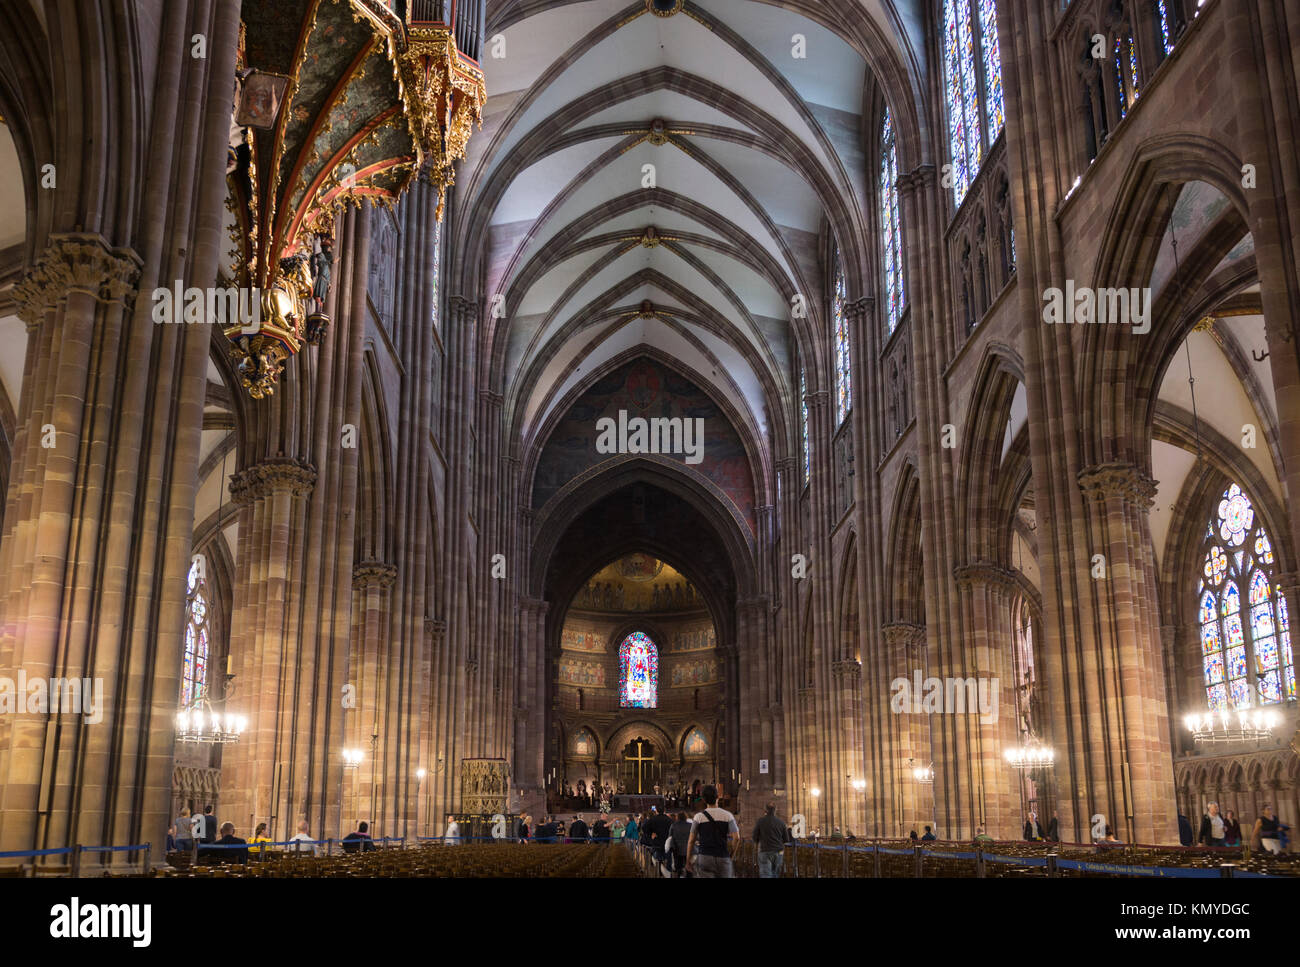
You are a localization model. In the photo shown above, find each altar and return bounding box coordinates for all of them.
[615,794,665,813]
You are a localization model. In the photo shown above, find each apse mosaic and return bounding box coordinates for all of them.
[558,658,605,688]
[682,727,710,757]
[671,658,718,688]
[561,628,606,653]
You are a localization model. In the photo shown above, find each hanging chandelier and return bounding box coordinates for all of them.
[908,759,934,784]
[1184,708,1280,745]
[225,0,485,399]
[1003,744,1055,769]
[176,702,247,745]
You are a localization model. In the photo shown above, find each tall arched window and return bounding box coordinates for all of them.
[941,0,1005,207]
[1155,1,1178,57]
[880,106,905,333]
[1113,27,1139,120]
[799,364,810,484]
[1197,483,1295,710]
[619,631,659,708]
[832,251,850,426]
[182,557,210,706]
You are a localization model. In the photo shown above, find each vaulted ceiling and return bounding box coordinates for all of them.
[457,0,928,469]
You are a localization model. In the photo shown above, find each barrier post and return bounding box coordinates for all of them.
[873,843,881,878]
[143,844,152,876]
[842,841,849,877]
[975,847,986,878]
[1046,853,1059,878]
[71,845,82,879]
[1219,864,1237,878]
[793,843,800,877]
[813,843,821,878]
[913,845,923,878]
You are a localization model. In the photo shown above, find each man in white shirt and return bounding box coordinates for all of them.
[686,785,739,878]
[288,820,320,857]
[444,814,461,845]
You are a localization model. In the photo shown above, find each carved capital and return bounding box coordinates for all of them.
[897,164,937,194]
[353,561,397,590]
[228,457,317,504]
[843,297,874,321]
[1078,462,1157,509]
[425,617,448,641]
[953,561,1019,594]
[832,658,862,679]
[805,389,829,410]
[13,233,143,329]
[881,622,926,657]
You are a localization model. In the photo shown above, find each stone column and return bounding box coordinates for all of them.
[882,622,929,837]
[0,0,239,865]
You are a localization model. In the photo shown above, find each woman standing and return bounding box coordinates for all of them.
[1250,804,1285,855]
[1223,809,1242,846]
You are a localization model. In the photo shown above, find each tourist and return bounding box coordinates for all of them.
[288,820,319,856]
[443,814,461,845]
[343,820,377,853]
[570,814,590,842]
[974,826,994,845]
[174,805,194,853]
[667,811,692,876]
[624,814,638,848]
[1198,801,1226,847]
[921,825,937,842]
[200,803,218,844]
[752,802,786,879]
[1099,825,1122,846]
[829,826,844,841]
[686,784,739,878]
[645,806,672,863]
[610,818,624,843]
[592,813,610,843]
[1177,812,1194,846]
[166,825,177,853]
[1223,809,1243,846]
[1045,811,1060,843]
[1023,811,1043,841]
[1250,804,1285,855]
[213,821,248,864]
[249,821,271,854]
[908,829,919,841]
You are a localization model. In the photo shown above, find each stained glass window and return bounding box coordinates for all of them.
[1156,1,1176,55]
[182,557,209,706]
[1197,483,1295,709]
[431,218,442,328]
[800,364,810,484]
[1114,31,1139,120]
[619,631,659,708]
[941,0,1005,207]
[880,107,905,333]
[832,252,851,426]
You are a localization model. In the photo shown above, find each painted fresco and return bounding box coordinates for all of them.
[531,358,755,532]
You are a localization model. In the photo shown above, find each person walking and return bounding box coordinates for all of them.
[686,785,739,878]
[1198,801,1226,847]
[752,802,787,879]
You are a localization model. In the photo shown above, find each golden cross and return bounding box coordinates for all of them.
[627,740,655,794]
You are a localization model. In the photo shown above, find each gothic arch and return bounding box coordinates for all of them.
[956,343,1025,564]
[1080,134,1252,468]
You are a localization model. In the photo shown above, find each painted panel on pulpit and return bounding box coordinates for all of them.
[683,727,709,757]
[559,658,605,687]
